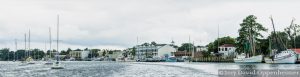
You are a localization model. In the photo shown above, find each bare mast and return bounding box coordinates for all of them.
[49,27,52,59]
[24,34,27,58]
[56,15,59,61]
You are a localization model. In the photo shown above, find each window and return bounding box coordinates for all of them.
[225,48,227,51]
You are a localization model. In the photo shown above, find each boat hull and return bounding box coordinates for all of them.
[234,55,263,63]
[265,54,297,64]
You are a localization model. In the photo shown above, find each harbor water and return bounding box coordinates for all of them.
[0,61,300,77]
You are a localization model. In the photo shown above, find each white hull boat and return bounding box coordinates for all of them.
[26,57,35,64]
[264,50,297,64]
[51,62,64,69]
[234,55,263,63]
[45,60,54,65]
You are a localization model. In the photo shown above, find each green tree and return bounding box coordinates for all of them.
[31,49,45,60]
[0,48,10,61]
[207,36,236,53]
[268,31,290,51]
[236,15,267,56]
[131,47,136,56]
[178,43,194,51]
[151,41,157,45]
[15,50,26,60]
[284,24,300,48]
[60,50,67,55]
[66,48,72,55]
[89,49,100,58]
[102,51,106,56]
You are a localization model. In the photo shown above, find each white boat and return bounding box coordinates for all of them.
[51,61,64,69]
[264,17,297,64]
[51,15,64,69]
[234,54,262,63]
[45,27,53,65]
[66,57,76,61]
[26,57,35,64]
[264,50,297,64]
[45,59,54,65]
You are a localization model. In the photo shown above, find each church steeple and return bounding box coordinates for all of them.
[171,39,175,46]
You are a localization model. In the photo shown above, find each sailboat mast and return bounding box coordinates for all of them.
[136,36,139,60]
[56,15,59,61]
[29,29,31,57]
[25,34,27,58]
[218,25,219,50]
[289,18,296,48]
[15,39,17,61]
[270,16,287,51]
[29,29,30,51]
[49,27,52,58]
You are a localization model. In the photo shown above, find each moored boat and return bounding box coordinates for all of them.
[264,50,297,64]
[234,54,262,63]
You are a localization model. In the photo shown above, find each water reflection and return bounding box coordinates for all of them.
[239,64,258,77]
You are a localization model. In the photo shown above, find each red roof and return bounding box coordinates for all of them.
[219,44,235,47]
[290,48,300,54]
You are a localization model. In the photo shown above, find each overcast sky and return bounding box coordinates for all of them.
[1,0,300,51]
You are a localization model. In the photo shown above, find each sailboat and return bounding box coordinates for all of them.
[45,27,53,65]
[234,23,263,63]
[264,16,297,64]
[51,15,64,69]
[27,29,35,64]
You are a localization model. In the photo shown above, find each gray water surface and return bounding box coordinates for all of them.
[0,61,300,77]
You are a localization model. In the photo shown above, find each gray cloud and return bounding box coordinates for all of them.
[0,0,300,50]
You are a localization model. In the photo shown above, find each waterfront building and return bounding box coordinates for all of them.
[69,50,90,60]
[218,44,236,58]
[135,44,176,61]
[107,50,123,60]
[196,46,208,52]
[174,51,192,60]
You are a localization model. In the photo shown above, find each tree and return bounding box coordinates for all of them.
[102,51,106,56]
[178,43,194,51]
[131,47,136,56]
[89,49,100,58]
[31,48,45,60]
[151,41,157,45]
[60,50,68,55]
[0,48,10,61]
[236,15,267,56]
[74,48,82,51]
[15,50,26,60]
[142,43,150,46]
[284,23,300,48]
[84,48,88,51]
[266,31,290,53]
[207,36,236,53]
[66,48,72,55]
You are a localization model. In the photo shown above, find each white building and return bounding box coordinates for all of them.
[81,50,90,60]
[70,50,90,60]
[196,46,208,52]
[136,44,176,61]
[218,44,236,58]
[157,45,176,60]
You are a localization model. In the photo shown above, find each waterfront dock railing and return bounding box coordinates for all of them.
[192,57,234,62]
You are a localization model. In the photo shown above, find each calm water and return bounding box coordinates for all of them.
[0,61,300,77]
